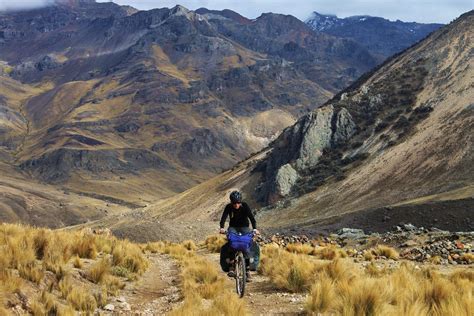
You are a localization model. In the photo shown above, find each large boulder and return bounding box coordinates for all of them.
[275,163,299,196]
[258,105,356,203]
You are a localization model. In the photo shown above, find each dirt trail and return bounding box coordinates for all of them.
[200,250,306,316]
[118,253,182,315]
[111,250,305,315]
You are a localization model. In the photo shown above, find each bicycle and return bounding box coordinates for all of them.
[223,231,254,298]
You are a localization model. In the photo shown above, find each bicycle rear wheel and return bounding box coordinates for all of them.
[235,252,246,298]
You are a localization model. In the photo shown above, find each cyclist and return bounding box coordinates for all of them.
[219,191,259,279]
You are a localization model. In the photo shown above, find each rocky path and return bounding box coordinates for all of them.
[107,253,182,315]
[200,250,306,315]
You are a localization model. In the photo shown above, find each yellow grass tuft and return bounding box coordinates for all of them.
[364,250,375,261]
[286,243,314,255]
[306,275,336,314]
[181,258,224,299]
[312,245,347,260]
[112,241,149,275]
[71,235,97,259]
[18,263,44,284]
[204,234,227,253]
[94,286,108,308]
[181,240,197,251]
[72,255,83,269]
[372,245,399,260]
[87,258,110,284]
[66,287,97,312]
[460,253,474,264]
[260,247,317,292]
[0,223,150,314]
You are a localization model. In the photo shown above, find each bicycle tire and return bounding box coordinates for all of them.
[235,251,246,297]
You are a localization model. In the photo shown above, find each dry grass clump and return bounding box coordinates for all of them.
[181,257,224,299]
[460,253,474,264]
[312,245,348,260]
[370,245,399,260]
[0,223,150,313]
[18,263,44,284]
[204,234,227,253]
[72,255,83,269]
[112,241,149,275]
[286,243,314,255]
[363,250,375,261]
[306,275,335,314]
[71,235,97,259]
[66,287,97,312]
[260,246,319,292]
[305,259,474,315]
[87,258,110,283]
[181,240,197,251]
[162,243,195,259]
[259,243,473,315]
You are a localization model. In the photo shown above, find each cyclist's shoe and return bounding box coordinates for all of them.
[246,271,252,282]
[227,267,236,277]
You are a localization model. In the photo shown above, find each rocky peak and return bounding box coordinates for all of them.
[195,8,251,24]
[305,11,341,31]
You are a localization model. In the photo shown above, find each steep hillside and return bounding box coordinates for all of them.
[0,2,379,226]
[103,10,473,240]
[306,12,442,61]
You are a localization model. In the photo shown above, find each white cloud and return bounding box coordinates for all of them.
[0,0,53,11]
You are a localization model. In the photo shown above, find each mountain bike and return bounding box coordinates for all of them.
[225,231,254,298]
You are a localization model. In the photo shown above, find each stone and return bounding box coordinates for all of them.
[337,228,366,239]
[104,304,115,311]
[275,164,299,196]
[120,302,131,311]
[295,105,335,170]
[333,108,356,143]
[402,240,417,247]
[403,223,417,231]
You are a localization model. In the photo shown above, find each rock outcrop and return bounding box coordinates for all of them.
[261,105,356,201]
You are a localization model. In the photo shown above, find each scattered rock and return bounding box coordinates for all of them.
[337,228,366,239]
[120,302,131,311]
[104,304,115,311]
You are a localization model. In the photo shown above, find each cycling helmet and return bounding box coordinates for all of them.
[229,191,242,203]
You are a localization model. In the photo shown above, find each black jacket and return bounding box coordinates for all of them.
[220,202,257,229]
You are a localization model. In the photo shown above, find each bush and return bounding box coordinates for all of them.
[372,245,399,260]
[204,235,227,253]
[87,258,110,284]
[66,287,97,312]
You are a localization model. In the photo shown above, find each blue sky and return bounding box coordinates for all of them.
[0,0,472,23]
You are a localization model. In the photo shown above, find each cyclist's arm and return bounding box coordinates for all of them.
[219,207,229,228]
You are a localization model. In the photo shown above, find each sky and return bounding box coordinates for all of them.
[0,0,472,23]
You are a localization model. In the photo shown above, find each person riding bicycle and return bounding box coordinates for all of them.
[219,191,259,279]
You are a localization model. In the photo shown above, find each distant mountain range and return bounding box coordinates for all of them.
[110,11,474,241]
[0,1,377,226]
[0,0,462,235]
[306,12,443,60]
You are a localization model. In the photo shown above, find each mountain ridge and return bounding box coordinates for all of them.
[306,11,443,60]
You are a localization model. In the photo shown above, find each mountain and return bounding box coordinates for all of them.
[98,10,473,241]
[0,2,378,227]
[306,12,443,60]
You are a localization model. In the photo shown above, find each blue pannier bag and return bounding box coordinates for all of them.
[228,232,253,251]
